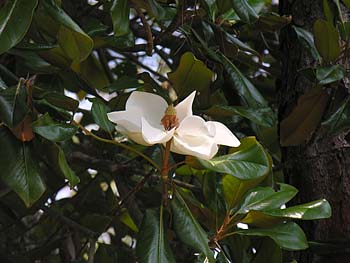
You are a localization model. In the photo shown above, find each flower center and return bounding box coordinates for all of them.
[161,104,179,131]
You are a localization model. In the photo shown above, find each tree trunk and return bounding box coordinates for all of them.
[279,0,350,262]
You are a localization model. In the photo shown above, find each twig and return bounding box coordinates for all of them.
[42,206,99,239]
[72,120,160,171]
[132,2,153,56]
[119,52,168,82]
[87,238,96,263]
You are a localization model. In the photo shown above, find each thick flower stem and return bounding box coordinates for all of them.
[161,140,172,205]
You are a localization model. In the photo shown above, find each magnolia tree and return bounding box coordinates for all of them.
[0,0,335,262]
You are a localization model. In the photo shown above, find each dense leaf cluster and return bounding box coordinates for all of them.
[1,0,344,262]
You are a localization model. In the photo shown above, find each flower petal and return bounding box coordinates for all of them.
[206,121,240,147]
[176,115,210,137]
[141,117,175,144]
[107,108,142,132]
[175,91,196,122]
[126,91,168,126]
[171,133,218,160]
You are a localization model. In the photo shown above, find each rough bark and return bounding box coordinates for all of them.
[279,0,350,262]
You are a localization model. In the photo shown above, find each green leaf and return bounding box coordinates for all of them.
[222,173,266,209]
[313,19,340,62]
[191,29,268,108]
[73,54,110,90]
[42,92,79,112]
[263,199,332,220]
[323,0,335,23]
[111,0,130,37]
[236,184,298,214]
[280,87,330,146]
[119,208,139,232]
[42,0,93,63]
[0,0,38,54]
[203,105,276,127]
[32,113,78,142]
[230,0,259,24]
[168,52,213,99]
[106,76,140,92]
[57,146,80,186]
[322,97,350,134]
[136,207,176,263]
[171,191,214,262]
[236,222,308,250]
[316,65,345,85]
[199,137,271,180]
[0,127,46,207]
[292,26,321,62]
[0,80,29,127]
[343,0,350,8]
[90,98,115,133]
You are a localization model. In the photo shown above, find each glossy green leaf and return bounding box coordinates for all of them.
[222,173,266,209]
[220,53,268,108]
[256,14,292,32]
[0,80,29,127]
[236,184,298,214]
[136,207,176,263]
[43,0,93,63]
[203,105,276,127]
[57,146,80,186]
[224,31,259,56]
[280,87,330,146]
[316,65,345,85]
[0,127,46,207]
[171,191,214,262]
[230,0,259,24]
[43,92,79,112]
[90,98,115,133]
[168,52,213,99]
[263,199,331,220]
[106,76,140,92]
[314,19,340,62]
[293,26,321,62]
[32,113,78,142]
[199,137,271,180]
[191,30,268,108]
[0,0,38,54]
[322,97,350,134]
[74,54,109,90]
[111,0,130,36]
[237,222,308,250]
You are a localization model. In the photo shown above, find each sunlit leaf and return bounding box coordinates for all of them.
[199,137,271,180]
[236,222,308,250]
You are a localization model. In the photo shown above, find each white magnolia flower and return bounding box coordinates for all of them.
[107,91,240,160]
